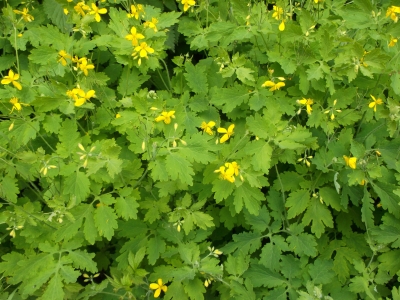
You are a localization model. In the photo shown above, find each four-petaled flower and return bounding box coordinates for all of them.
[272,5,283,20]
[369,95,383,112]
[78,57,95,76]
[2,70,22,90]
[89,3,107,22]
[58,50,71,66]
[144,17,158,32]
[297,98,314,115]
[181,0,196,12]
[13,7,34,22]
[200,121,216,135]
[127,4,145,19]
[217,124,234,143]
[343,155,357,169]
[149,279,168,298]
[10,97,28,113]
[261,78,285,91]
[133,42,155,66]
[125,27,145,46]
[389,36,398,47]
[155,111,175,124]
[75,89,96,106]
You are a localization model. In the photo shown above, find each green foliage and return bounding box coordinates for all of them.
[1,0,400,299]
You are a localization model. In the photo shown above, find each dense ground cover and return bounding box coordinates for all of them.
[0,0,400,299]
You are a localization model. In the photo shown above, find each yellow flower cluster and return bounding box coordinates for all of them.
[343,155,357,169]
[180,0,196,12]
[297,98,314,115]
[386,6,400,23]
[71,2,107,22]
[13,7,34,22]
[272,5,285,31]
[200,121,216,135]
[214,162,241,183]
[66,87,96,106]
[127,4,145,19]
[155,111,175,124]
[9,97,28,113]
[72,56,95,76]
[261,77,285,91]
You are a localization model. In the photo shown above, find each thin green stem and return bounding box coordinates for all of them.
[159,58,172,91]
[275,164,290,229]
[13,26,20,73]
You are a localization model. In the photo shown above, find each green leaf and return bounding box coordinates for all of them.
[308,259,335,284]
[0,176,19,203]
[147,236,166,265]
[57,119,80,158]
[286,189,310,219]
[349,276,375,300]
[361,189,375,229]
[302,199,334,238]
[40,275,64,300]
[236,67,255,84]
[244,264,286,288]
[225,251,249,276]
[233,182,264,215]
[117,67,150,96]
[43,0,72,32]
[211,84,249,113]
[165,153,194,185]
[28,46,58,65]
[184,62,208,94]
[244,205,270,232]
[94,205,118,240]
[286,233,317,257]
[183,278,205,300]
[222,232,262,254]
[179,133,216,164]
[115,191,139,220]
[68,250,97,273]
[63,171,90,204]
[245,140,273,174]
[373,182,400,218]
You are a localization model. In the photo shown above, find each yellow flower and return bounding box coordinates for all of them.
[58,50,71,66]
[133,42,155,66]
[200,121,215,135]
[225,162,239,176]
[144,17,159,32]
[89,3,107,22]
[116,113,121,118]
[13,7,34,22]
[74,2,90,17]
[2,70,22,90]
[389,36,398,47]
[279,20,285,31]
[9,97,28,113]
[272,5,283,20]
[78,57,95,76]
[64,8,69,15]
[214,165,235,183]
[369,95,383,112]
[127,4,145,19]
[297,98,314,114]
[40,161,57,176]
[125,27,145,46]
[75,89,95,106]
[343,155,357,169]
[386,6,400,22]
[155,111,175,124]
[314,0,323,3]
[261,79,285,92]
[149,279,167,298]
[217,124,234,143]
[181,0,196,12]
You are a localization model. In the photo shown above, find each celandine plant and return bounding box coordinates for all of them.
[0,0,400,299]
